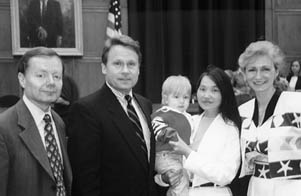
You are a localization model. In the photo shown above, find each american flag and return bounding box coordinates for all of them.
[106,0,122,38]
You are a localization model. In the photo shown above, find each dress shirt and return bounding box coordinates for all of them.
[106,82,151,160]
[40,0,48,16]
[23,95,63,159]
[288,76,298,91]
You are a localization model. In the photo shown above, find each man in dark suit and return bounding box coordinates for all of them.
[68,35,157,196]
[0,47,72,196]
[27,0,63,47]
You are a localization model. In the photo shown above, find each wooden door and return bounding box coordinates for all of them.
[266,0,301,75]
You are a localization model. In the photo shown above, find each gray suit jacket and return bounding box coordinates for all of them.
[0,99,72,196]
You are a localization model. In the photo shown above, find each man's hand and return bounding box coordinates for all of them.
[37,26,47,41]
[56,36,63,47]
[161,169,183,187]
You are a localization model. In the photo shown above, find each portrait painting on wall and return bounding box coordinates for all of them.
[11,0,83,56]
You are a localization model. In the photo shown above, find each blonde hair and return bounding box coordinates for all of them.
[161,75,191,104]
[238,41,285,72]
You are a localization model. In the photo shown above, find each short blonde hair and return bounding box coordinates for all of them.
[238,41,285,72]
[161,75,191,104]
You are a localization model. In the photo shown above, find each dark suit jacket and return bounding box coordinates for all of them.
[0,100,72,196]
[68,84,157,196]
[287,75,301,91]
[27,0,63,47]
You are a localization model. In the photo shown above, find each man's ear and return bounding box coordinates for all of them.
[18,72,26,89]
[101,63,107,75]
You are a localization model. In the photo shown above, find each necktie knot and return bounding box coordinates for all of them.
[43,114,52,124]
[125,95,132,104]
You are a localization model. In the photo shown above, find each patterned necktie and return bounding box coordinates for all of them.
[43,114,66,196]
[125,95,148,157]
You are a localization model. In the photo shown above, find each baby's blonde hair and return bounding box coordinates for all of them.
[161,75,191,104]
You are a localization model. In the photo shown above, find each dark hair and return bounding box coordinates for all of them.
[101,35,142,65]
[287,59,301,78]
[17,47,64,74]
[196,66,242,130]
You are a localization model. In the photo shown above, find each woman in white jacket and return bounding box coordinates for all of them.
[169,66,241,196]
[238,41,301,196]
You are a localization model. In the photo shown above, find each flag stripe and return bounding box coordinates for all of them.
[106,0,122,38]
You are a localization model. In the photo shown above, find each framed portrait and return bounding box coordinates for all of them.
[10,0,83,56]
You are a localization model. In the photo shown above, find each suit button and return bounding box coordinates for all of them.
[51,185,56,190]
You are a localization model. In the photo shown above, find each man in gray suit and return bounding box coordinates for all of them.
[0,47,72,196]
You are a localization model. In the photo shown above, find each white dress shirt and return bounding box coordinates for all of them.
[106,82,151,160]
[23,95,63,159]
[288,76,298,91]
[40,0,48,16]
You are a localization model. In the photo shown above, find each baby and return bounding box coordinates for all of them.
[152,75,192,196]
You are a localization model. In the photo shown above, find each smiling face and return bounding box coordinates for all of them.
[18,56,63,111]
[197,75,222,116]
[102,45,140,94]
[244,55,278,93]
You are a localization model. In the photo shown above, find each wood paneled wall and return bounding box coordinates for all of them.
[266,0,301,75]
[0,0,128,97]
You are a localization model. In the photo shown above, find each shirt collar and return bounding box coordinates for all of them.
[40,0,48,4]
[23,94,51,126]
[106,81,133,100]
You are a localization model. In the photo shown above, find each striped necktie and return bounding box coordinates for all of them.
[125,95,148,157]
[44,114,66,196]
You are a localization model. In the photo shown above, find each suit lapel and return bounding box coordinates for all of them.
[104,86,148,171]
[134,94,157,176]
[133,94,152,129]
[16,100,55,181]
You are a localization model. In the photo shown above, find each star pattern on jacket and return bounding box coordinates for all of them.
[258,166,269,178]
[277,160,293,176]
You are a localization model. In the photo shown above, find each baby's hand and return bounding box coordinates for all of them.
[163,127,178,142]
[156,127,178,143]
[161,169,183,187]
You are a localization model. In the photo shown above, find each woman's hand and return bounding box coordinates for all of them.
[169,134,193,158]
